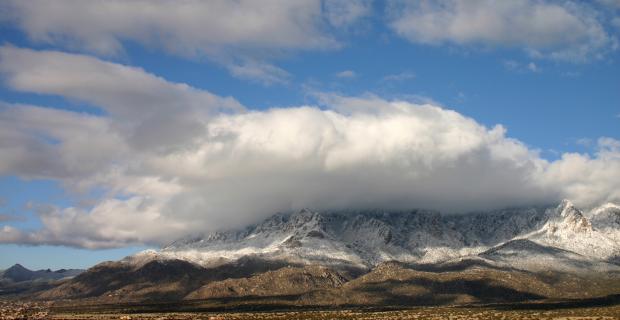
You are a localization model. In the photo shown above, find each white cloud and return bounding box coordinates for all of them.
[0,46,243,153]
[0,0,371,85]
[0,102,123,181]
[389,0,618,62]
[0,0,364,84]
[0,47,619,248]
[543,138,620,207]
[1,0,338,56]
[335,70,357,78]
[0,197,184,249]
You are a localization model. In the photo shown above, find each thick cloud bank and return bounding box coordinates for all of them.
[0,47,619,248]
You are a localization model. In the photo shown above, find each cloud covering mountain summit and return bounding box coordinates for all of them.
[0,46,619,248]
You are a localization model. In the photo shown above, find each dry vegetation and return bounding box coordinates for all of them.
[4,302,620,320]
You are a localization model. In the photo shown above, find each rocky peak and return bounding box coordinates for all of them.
[5,263,29,272]
[551,200,592,233]
[289,209,325,229]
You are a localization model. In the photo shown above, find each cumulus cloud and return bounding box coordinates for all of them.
[0,46,619,248]
[389,0,618,62]
[544,138,620,207]
[0,197,183,249]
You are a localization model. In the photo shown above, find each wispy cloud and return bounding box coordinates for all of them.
[228,61,291,85]
[0,214,25,222]
[455,91,467,103]
[503,60,542,73]
[382,72,416,82]
[335,70,357,78]
[561,71,581,78]
[324,0,372,28]
[527,62,540,72]
[576,138,593,147]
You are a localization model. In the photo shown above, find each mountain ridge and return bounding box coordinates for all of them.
[131,200,620,273]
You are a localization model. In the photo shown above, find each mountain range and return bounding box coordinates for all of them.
[7,200,620,308]
[138,199,620,272]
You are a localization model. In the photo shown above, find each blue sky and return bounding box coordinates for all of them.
[0,0,619,270]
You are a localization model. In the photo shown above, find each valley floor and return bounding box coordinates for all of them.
[3,300,620,320]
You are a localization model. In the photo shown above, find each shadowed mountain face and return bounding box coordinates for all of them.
[38,259,209,302]
[185,265,349,300]
[35,258,620,309]
[37,257,324,303]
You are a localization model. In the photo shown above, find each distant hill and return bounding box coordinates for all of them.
[0,263,83,297]
[1,264,83,283]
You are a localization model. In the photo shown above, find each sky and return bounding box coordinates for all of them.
[0,0,619,270]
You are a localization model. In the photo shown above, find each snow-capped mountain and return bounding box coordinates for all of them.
[523,200,618,261]
[130,200,620,272]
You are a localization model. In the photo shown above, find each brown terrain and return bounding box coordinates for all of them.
[34,258,620,305]
[0,256,618,318]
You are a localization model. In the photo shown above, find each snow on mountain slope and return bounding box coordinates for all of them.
[478,239,620,273]
[131,201,620,271]
[526,200,619,261]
